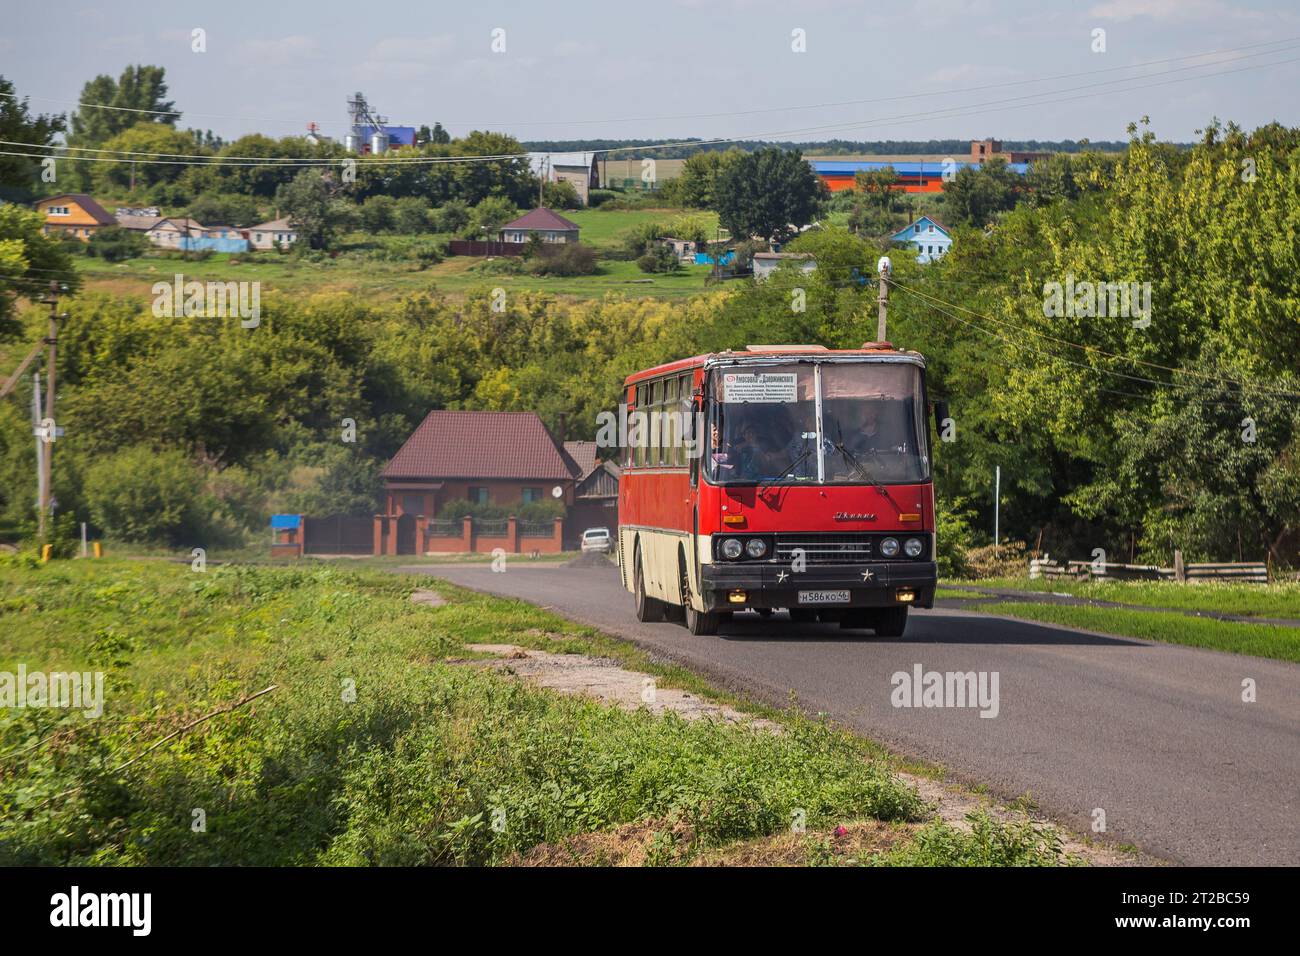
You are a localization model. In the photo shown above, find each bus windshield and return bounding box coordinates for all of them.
[706,360,929,485]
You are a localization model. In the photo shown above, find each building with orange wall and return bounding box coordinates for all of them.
[33,193,116,240]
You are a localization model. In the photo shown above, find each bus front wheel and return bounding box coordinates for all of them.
[679,561,719,636]
[633,548,666,623]
[872,606,909,638]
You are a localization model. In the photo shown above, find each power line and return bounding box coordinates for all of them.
[890,279,1300,399]
[889,280,1300,403]
[3,46,1298,170]
[4,34,1297,133]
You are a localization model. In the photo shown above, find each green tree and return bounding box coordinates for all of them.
[0,75,65,197]
[359,194,397,233]
[672,149,742,209]
[0,205,79,337]
[86,225,149,262]
[467,196,518,238]
[392,196,432,233]
[942,156,1024,226]
[450,131,535,206]
[93,121,205,194]
[83,445,205,544]
[714,148,827,244]
[275,170,336,249]
[185,193,262,228]
[542,179,580,209]
[69,65,176,145]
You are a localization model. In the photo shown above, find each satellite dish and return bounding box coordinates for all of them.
[551,485,563,499]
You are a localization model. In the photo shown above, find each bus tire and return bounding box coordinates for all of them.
[633,547,666,623]
[679,559,719,636]
[872,606,909,638]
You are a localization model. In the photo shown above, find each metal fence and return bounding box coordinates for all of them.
[520,521,554,538]
[428,519,462,538]
[474,519,508,537]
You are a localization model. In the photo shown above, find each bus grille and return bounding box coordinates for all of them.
[774,533,875,564]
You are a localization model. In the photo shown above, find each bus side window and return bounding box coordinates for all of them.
[633,384,647,467]
[624,386,636,467]
[676,373,692,467]
[663,376,678,466]
[650,379,664,466]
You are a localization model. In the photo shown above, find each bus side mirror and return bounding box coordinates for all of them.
[933,400,950,431]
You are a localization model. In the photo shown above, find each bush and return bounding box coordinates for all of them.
[86,226,148,263]
[621,221,664,257]
[358,195,396,233]
[393,197,433,234]
[636,243,681,274]
[541,180,581,209]
[528,242,597,276]
[83,446,207,544]
[936,499,977,578]
[431,200,470,234]
[466,196,518,239]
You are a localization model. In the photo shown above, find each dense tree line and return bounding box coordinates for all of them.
[1,63,1295,564]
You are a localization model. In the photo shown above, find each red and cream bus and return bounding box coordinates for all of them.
[617,343,937,636]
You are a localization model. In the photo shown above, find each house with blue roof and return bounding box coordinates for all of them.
[890,215,952,263]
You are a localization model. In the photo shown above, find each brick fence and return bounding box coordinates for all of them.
[372,514,565,555]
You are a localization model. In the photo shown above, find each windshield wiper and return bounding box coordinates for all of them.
[757,446,815,495]
[831,421,878,483]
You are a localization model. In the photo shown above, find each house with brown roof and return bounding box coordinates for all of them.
[498,207,580,244]
[33,194,115,240]
[374,410,583,555]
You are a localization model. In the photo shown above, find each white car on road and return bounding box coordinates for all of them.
[581,527,612,553]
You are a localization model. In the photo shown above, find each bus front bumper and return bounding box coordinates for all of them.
[699,562,937,611]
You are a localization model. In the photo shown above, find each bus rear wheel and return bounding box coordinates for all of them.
[633,548,665,623]
[680,561,719,636]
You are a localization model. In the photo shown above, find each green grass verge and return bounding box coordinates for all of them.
[975,600,1300,662]
[0,556,1074,866]
[957,577,1300,619]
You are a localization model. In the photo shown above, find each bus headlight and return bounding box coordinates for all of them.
[904,537,924,558]
[745,538,768,559]
[722,538,744,559]
[880,537,900,558]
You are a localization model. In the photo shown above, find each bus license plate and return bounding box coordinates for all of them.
[798,590,851,605]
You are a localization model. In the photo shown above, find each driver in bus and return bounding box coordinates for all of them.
[846,401,904,458]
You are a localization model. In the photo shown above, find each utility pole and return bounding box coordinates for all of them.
[38,281,61,542]
[993,465,1001,553]
[876,255,892,342]
[33,373,44,528]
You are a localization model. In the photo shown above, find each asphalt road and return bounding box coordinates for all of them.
[410,561,1300,866]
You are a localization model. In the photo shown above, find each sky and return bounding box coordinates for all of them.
[3,0,1299,147]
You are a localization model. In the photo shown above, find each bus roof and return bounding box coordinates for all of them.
[623,344,924,386]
